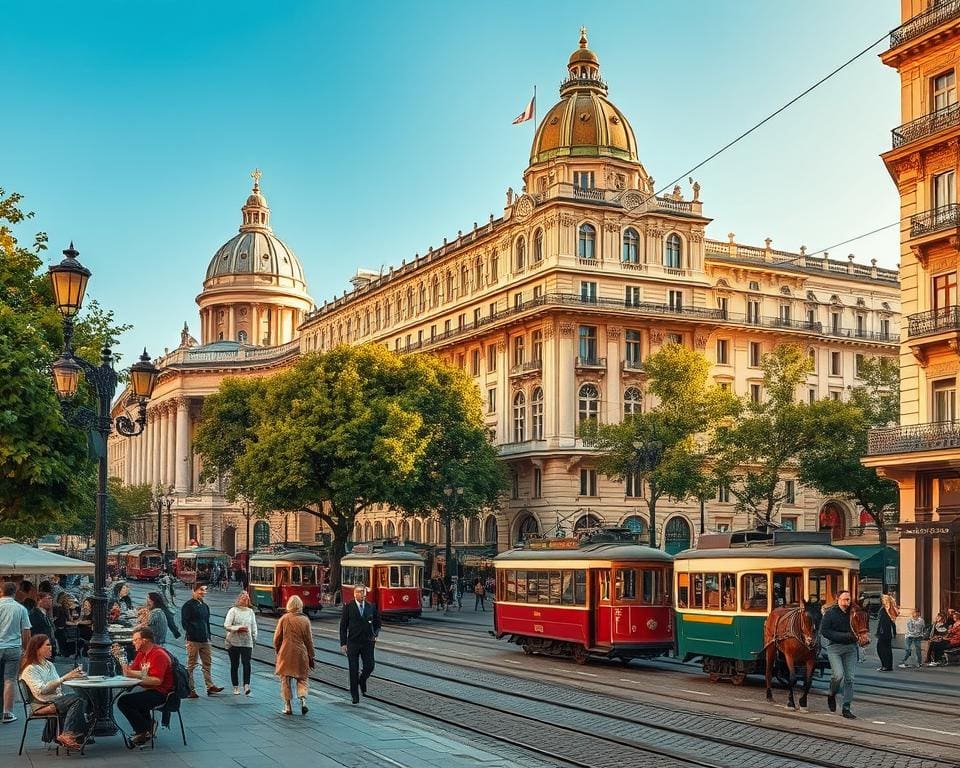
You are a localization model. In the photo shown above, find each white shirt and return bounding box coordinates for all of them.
[20,660,63,707]
[223,606,258,648]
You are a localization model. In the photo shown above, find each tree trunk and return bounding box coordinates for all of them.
[875,511,889,596]
[328,527,348,598]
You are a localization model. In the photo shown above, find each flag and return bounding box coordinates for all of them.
[512,94,535,124]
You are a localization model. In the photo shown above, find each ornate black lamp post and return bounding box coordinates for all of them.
[442,486,463,588]
[632,438,663,548]
[153,489,173,555]
[48,243,159,678]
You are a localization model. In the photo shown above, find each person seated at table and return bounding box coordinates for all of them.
[116,628,174,746]
[927,615,960,666]
[76,599,93,648]
[111,582,133,612]
[52,593,79,657]
[18,634,88,751]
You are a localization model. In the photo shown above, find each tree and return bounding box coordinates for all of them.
[583,344,736,547]
[712,344,812,528]
[800,356,899,590]
[0,189,130,539]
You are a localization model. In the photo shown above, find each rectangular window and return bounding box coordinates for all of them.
[856,314,866,338]
[533,285,543,300]
[456,353,465,370]
[781,517,798,532]
[750,383,762,403]
[716,339,729,365]
[579,468,598,497]
[625,472,642,498]
[573,170,595,190]
[417,330,423,345]
[473,307,481,325]
[785,480,796,504]
[933,378,957,422]
[747,300,761,324]
[667,332,683,346]
[749,341,761,367]
[779,304,791,324]
[458,313,466,330]
[934,272,957,310]
[934,70,957,111]
[830,390,841,401]
[580,281,597,303]
[934,169,956,209]
[578,325,597,362]
[625,285,641,307]
[430,324,436,341]
[855,353,865,378]
[444,319,451,334]
[717,296,728,318]
[533,467,542,499]
[625,330,641,366]
[668,290,683,310]
[830,351,841,376]
[471,349,480,376]
[806,308,816,327]
[717,482,730,503]
[489,301,497,317]
[532,329,543,362]
[487,387,496,414]
[880,318,890,340]
[512,335,525,367]
[487,343,497,371]
[808,387,817,404]
[405,333,411,348]
[741,573,768,612]
[831,312,841,333]
[514,292,523,309]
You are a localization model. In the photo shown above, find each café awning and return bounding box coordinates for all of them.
[0,542,94,575]
[834,544,898,580]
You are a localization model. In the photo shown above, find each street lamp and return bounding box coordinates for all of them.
[442,486,464,589]
[632,438,663,548]
[153,488,174,555]
[48,243,159,680]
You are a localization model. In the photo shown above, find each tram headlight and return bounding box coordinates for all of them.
[646,618,658,631]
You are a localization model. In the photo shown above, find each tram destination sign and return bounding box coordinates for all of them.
[897,521,960,539]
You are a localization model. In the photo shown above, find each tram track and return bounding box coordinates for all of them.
[189,601,958,768]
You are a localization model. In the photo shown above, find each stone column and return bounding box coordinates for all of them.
[558,321,577,441]
[250,304,260,346]
[158,405,169,489]
[496,336,509,443]
[227,306,236,342]
[605,326,622,426]
[174,398,190,494]
[165,404,176,489]
[151,408,161,490]
[542,325,558,440]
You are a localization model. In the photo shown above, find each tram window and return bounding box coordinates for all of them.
[250,566,272,585]
[389,566,400,587]
[291,566,301,585]
[561,571,574,604]
[515,570,528,602]
[392,565,413,587]
[506,570,517,602]
[641,570,657,604]
[741,573,768,612]
[378,569,388,588]
[528,572,541,603]
[277,568,288,587]
[548,570,562,604]
[692,573,705,609]
[720,573,737,611]
[598,570,611,601]
[772,571,802,607]
[302,566,316,585]
[574,570,586,604]
[677,573,689,608]
[808,569,844,607]
[615,568,638,601]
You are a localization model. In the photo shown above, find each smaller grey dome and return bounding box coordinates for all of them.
[206,231,305,285]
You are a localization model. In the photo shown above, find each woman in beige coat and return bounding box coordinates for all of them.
[273,595,315,715]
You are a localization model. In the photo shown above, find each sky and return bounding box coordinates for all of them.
[4,1,902,368]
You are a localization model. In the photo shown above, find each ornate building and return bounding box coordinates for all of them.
[299,33,902,555]
[865,1,960,620]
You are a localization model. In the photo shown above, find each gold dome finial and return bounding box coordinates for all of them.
[250,167,262,192]
[579,26,588,48]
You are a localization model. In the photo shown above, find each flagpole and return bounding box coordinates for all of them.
[533,85,537,130]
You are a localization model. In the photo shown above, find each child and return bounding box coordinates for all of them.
[899,608,926,668]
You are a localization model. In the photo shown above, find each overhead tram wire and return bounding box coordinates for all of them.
[653,29,892,199]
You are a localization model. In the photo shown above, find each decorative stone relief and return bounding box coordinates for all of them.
[694,334,709,350]
[559,321,576,337]
[514,194,535,221]
[649,329,665,344]
[603,221,621,233]
[929,254,957,274]
[560,213,577,227]
[620,191,644,211]
[607,326,622,340]
[542,325,556,340]
[928,360,959,377]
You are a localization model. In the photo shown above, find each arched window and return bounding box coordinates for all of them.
[460,264,469,294]
[515,237,526,271]
[531,387,544,440]
[253,521,270,548]
[383,300,392,326]
[406,287,414,317]
[426,520,435,544]
[622,228,639,263]
[664,233,682,268]
[431,277,440,306]
[490,250,499,282]
[453,518,464,544]
[578,223,596,259]
[624,386,643,418]
[353,523,362,542]
[364,522,373,541]
[484,514,498,544]
[237,330,247,343]
[399,520,410,541]
[411,519,422,541]
[533,229,544,263]
[374,521,383,539]
[418,284,426,311]
[574,513,603,532]
[664,516,692,554]
[386,520,396,539]
[578,383,600,424]
[468,517,480,544]
[517,514,539,543]
[474,257,483,287]
[445,271,454,300]
[622,515,647,536]
[819,502,847,541]
[513,391,526,442]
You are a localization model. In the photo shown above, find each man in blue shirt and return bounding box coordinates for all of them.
[0,581,31,723]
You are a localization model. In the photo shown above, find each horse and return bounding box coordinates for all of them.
[763,603,819,711]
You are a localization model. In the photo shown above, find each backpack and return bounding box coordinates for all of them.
[163,649,190,703]
[474,583,485,595]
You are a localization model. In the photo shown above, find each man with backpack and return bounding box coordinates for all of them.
[116,627,175,746]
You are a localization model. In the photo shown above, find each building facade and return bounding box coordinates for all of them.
[865,0,960,620]
[301,33,902,555]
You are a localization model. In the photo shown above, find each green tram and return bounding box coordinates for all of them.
[673,530,860,685]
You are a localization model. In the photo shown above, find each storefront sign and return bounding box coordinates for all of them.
[898,521,960,539]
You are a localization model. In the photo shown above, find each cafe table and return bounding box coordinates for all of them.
[63,675,140,752]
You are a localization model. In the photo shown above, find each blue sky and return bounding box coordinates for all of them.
[4,1,901,367]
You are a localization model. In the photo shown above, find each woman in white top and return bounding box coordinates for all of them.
[18,634,88,751]
[224,591,258,695]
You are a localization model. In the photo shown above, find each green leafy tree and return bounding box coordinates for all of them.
[713,344,812,528]
[582,344,736,547]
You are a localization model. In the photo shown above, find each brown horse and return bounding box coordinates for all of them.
[763,605,818,711]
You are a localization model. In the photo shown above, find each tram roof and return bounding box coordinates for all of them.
[250,550,324,565]
[672,544,859,563]
[341,550,425,564]
[124,546,161,557]
[494,542,673,564]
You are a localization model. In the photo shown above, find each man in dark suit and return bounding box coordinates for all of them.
[339,585,381,704]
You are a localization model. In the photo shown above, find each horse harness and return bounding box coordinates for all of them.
[763,607,818,654]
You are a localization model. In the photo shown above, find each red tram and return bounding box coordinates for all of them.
[340,549,424,620]
[123,546,164,581]
[493,534,674,664]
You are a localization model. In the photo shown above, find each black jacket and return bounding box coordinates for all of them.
[339,600,381,646]
[821,605,857,645]
[876,609,896,640]
[180,598,211,643]
[29,607,54,640]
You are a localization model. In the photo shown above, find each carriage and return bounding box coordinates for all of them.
[123,546,164,581]
[492,531,675,664]
[673,530,860,685]
[106,544,138,577]
[248,550,327,616]
[339,548,424,620]
[174,547,231,586]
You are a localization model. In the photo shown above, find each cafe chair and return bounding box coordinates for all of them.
[148,692,186,748]
[16,679,60,756]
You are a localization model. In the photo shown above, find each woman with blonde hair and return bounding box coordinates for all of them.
[224,590,258,695]
[875,593,899,672]
[273,595,314,715]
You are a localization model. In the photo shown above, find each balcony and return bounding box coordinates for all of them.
[622,359,644,373]
[868,421,960,456]
[890,0,960,49]
[892,102,960,149]
[575,356,606,370]
[907,306,960,338]
[910,203,960,243]
[509,360,542,378]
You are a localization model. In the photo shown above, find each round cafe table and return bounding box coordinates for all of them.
[64,675,140,752]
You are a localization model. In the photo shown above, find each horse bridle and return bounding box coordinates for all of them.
[772,607,817,652]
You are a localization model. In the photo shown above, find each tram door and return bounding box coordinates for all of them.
[373,566,389,605]
[612,565,642,644]
[592,568,613,646]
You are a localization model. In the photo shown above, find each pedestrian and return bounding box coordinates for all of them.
[820,590,863,719]
[237,567,249,593]
[875,594,898,672]
[27,594,56,649]
[18,634,89,750]
[473,578,486,611]
[163,570,177,607]
[274,595,314,715]
[115,627,175,747]
[339,585,380,705]
[180,584,223,697]
[143,592,169,647]
[225,591,258,696]
[899,608,926,668]
[926,614,960,665]
[152,592,181,642]
[0,581,31,723]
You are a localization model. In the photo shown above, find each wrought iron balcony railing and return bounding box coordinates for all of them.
[907,305,960,338]
[575,356,606,369]
[892,102,960,148]
[509,360,543,377]
[868,420,960,455]
[890,0,960,48]
[910,203,960,238]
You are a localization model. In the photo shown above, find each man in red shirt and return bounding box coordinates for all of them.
[116,627,173,745]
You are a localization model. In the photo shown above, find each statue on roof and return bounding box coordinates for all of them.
[179,322,199,349]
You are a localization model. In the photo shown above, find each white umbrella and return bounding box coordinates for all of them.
[0,542,94,575]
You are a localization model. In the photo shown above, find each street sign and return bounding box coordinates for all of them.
[897,521,960,538]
